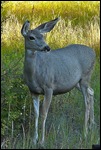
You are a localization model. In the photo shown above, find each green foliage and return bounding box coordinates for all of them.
[1,1,100,149]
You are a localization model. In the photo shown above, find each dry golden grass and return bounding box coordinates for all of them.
[2,16,100,55]
[2,1,100,55]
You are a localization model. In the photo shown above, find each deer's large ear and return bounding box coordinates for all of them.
[21,20,30,36]
[35,17,60,34]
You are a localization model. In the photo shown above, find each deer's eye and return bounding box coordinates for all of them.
[29,36,35,40]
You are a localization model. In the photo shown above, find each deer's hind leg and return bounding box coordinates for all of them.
[87,87,94,128]
[79,75,94,137]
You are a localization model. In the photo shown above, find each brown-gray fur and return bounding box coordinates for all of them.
[21,17,96,146]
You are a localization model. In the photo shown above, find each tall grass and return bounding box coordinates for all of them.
[2,15,100,56]
[2,1,100,56]
[2,1,100,25]
[1,1,100,149]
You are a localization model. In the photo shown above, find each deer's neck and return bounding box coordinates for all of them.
[24,49,37,70]
[25,49,37,58]
[24,49,37,77]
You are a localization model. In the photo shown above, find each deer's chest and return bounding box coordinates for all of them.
[23,57,44,94]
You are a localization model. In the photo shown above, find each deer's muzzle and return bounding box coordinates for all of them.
[43,46,50,52]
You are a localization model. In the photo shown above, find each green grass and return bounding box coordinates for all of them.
[1,1,100,149]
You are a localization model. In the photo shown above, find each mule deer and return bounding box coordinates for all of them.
[21,17,95,146]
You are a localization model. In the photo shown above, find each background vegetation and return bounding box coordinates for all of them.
[1,1,100,149]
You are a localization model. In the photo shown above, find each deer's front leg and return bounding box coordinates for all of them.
[40,88,53,146]
[32,94,40,145]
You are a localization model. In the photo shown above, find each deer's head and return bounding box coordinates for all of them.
[21,17,60,52]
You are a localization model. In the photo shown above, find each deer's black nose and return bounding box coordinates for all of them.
[44,46,50,52]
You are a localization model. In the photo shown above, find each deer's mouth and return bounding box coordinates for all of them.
[42,46,51,52]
